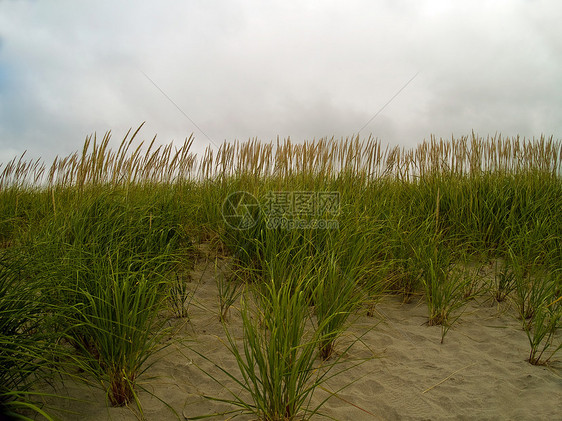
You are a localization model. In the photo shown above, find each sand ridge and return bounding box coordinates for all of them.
[36,246,562,420]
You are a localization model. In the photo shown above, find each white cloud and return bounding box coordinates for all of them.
[0,0,560,165]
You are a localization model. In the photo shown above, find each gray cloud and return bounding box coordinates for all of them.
[0,0,561,165]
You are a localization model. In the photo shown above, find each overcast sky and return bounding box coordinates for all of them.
[0,0,561,165]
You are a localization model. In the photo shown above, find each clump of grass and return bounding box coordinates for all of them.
[67,253,172,407]
[234,278,320,420]
[194,275,361,421]
[491,258,517,303]
[192,208,373,420]
[507,245,562,365]
[168,272,193,319]
[313,251,363,360]
[25,189,184,409]
[467,267,485,299]
[216,262,243,323]
[168,273,190,318]
[423,259,471,343]
[415,237,471,343]
[512,261,540,325]
[0,248,66,420]
[523,277,562,365]
[512,266,562,365]
[408,201,470,342]
[386,215,424,302]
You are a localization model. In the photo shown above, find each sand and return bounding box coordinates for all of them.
[34,246,562,421]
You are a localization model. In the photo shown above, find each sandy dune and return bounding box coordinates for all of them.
[37,248,562,421]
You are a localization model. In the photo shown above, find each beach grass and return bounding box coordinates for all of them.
[0,129,561,418]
